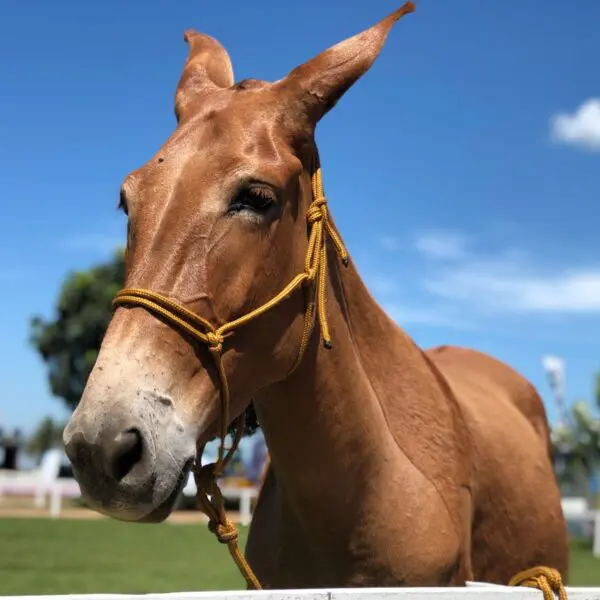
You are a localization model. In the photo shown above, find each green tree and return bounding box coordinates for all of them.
[30,248,125,411]
[30,248,258,434]
[551,373,600,501]
[26,416,66,460]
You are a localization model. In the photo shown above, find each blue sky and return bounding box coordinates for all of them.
[1,0,599,434]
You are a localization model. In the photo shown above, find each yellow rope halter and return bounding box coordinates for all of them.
[111,155,348,590]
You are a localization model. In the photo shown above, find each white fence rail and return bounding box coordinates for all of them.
[3,585,600,600]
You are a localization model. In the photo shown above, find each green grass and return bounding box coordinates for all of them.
[0,518,598,595]
[0,518,248,595]
[567,538,600,587]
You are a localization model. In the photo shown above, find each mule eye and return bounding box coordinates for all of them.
[229,185,275,214]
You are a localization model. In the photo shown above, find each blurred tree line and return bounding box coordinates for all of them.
[28,248,258,461]
[26,417,65,460]
[30,248,126,411]
[551,378,600,503]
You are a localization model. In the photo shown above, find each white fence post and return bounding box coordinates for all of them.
[594,510,600,558]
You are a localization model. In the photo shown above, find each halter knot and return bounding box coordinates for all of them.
[209,518,239,544]
[509,566,567,600]
[206,331,224,353]
[306,197,328,224]
[305,267,317,282]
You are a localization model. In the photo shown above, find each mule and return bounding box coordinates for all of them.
[63,2,569,589]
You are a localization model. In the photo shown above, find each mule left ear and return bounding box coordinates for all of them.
[277,2,415,126]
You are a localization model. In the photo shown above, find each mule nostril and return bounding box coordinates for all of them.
[105,428,144,482]
[64,431,88,466]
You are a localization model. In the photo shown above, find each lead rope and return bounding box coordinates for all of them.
[509,567,568,600]
[112,155,348,590]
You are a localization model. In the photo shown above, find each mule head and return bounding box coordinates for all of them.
[63,3,415,523]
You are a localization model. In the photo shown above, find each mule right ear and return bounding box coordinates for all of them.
[175,31,235,123]
[277,2,415,128]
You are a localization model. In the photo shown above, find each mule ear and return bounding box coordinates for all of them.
[278,2,415,126]
[175,30,234,123]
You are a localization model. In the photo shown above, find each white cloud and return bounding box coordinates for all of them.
[414,231,468,260]
[423,253,600,314]
[517,272,600,312]
[367,229,600,332]
[360,264,472,329]
[550,98,600,152]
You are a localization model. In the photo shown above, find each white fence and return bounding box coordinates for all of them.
[3,585,600,600]
[561,498,600,558]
